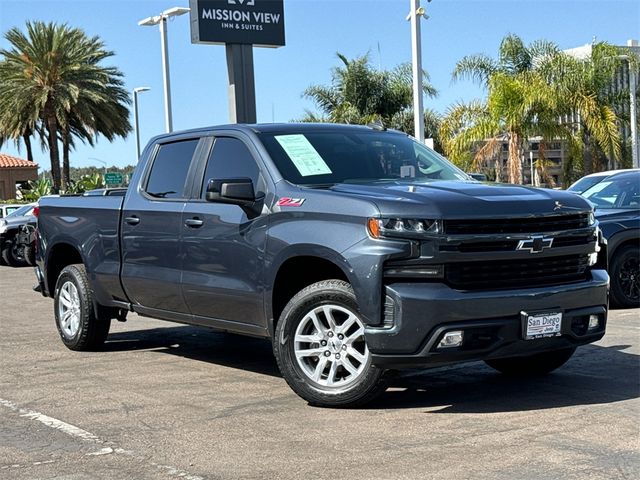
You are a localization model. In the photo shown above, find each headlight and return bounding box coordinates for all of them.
[0,221,7,234]
[368,218,442,239]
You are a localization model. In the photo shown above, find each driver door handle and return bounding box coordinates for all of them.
[185,218,204,228]
[124,216,140,225]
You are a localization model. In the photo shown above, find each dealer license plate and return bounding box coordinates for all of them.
[523,311,562,340]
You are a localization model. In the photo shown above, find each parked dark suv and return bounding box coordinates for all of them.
[576,169,639,307]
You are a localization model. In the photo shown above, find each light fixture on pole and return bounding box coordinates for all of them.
[88,157,108,179]
[138,7,190,133]
[407,0,429,142]
[133,87,151,160]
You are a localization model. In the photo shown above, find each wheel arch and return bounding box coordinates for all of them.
[607,229,640,261]
[268,250,358,337]
[45,242,84,298]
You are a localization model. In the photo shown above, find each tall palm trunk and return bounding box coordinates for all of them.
[62,127,71,189]
[582,127,593,176]
[23,131,34,162]
[507,131,523,184]
[45,113,62,193]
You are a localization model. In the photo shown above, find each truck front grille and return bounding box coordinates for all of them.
[445,254,590,290]
[443,213,590,235]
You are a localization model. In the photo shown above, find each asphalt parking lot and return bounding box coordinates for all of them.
[1,265,638,480]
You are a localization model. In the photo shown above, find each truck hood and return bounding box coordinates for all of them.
[330,180,592,218]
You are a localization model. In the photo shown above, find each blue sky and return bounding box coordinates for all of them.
[0,0,639,169]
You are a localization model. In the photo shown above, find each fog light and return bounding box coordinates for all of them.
[438,330,464,348]
[588,315,599,330]
[588,252,598,266]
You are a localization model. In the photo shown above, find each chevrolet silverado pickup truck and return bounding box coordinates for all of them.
[35,123,609,407]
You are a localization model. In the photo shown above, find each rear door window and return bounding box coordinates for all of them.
[146,139,199,199]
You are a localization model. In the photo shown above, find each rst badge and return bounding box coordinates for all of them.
[277,197,305,207]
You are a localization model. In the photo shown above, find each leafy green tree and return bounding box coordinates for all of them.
[442,35,563,184]
[538,42,626,177]
[20,178,52,201]
[300,53,439,142]
[0,21,131,192]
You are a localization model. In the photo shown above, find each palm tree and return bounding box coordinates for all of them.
[444,34,563,184]
[0,21,131,191]
[538,42,624,177]
[301,53,438,137]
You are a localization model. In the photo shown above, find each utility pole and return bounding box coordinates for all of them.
[409,0,426,142]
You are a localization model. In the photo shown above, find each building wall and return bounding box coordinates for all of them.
[0,167,38,200]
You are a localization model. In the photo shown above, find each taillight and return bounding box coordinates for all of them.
[33,206,39,217]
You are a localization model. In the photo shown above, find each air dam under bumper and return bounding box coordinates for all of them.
[366,269,609,368]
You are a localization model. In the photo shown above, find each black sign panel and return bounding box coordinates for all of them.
[189,0,285,48]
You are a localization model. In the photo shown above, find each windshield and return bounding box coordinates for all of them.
[258,130,469,186]
[581,175,640,209]
[1,206,20,218]
[568,175,607,193]
[6,204,34,217]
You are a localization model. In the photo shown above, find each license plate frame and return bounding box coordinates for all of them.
[521,311,563,340]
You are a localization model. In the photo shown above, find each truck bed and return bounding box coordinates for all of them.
[37,195,126,305]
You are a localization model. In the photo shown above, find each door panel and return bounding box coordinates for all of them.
[181,136,268,327]
[121,201,188,312]
[181,203,267,325]
[120,138,200,313]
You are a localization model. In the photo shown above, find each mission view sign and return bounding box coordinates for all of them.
[189,0,285,47]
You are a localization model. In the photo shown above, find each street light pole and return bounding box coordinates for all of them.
[133,87,150,160]
[139,7,190,133]
[409,0,425,142]
[159,18,172,133]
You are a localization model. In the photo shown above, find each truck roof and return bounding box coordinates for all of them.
[149,122,406,143]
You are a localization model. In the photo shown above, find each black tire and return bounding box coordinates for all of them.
[1,239,27,267]
[485,347,576,376]
[54,264,111,351]
[610,245,640,308]
[23,243,36,266]
[273,280,386,407]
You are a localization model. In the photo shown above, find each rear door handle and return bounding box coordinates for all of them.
[185,218,204,228]
[124,216,140,225]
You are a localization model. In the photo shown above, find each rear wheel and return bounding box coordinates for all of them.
[23,243,36,266]
[54,264,110,351]
[485,347,576,376]
[1,239,27,267]
[273,280,386,407]
[610,245,640,308]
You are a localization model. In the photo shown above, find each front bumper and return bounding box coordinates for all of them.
[365,269,609,368]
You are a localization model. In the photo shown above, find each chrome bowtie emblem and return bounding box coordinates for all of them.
[517,235,554,254]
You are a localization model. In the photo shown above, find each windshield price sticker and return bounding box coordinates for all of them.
[523,311,562,340]
[275,134,333,177]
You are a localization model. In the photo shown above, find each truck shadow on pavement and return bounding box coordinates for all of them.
[104,326,639,412]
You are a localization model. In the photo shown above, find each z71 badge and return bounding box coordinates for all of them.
[277,197,305,207]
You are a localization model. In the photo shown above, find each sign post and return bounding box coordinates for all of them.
[189,0,286,124]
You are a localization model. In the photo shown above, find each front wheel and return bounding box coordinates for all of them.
[54,264,111,351]
[610,245,640,308]
[273,280,385,407]
[485,347,576,376]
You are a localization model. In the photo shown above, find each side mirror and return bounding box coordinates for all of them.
[206,177,255,202]
[205,178,263,217]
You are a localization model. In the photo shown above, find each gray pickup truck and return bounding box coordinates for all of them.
[35,123,609,407]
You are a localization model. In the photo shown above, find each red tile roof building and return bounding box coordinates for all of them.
[0,153,38,200]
